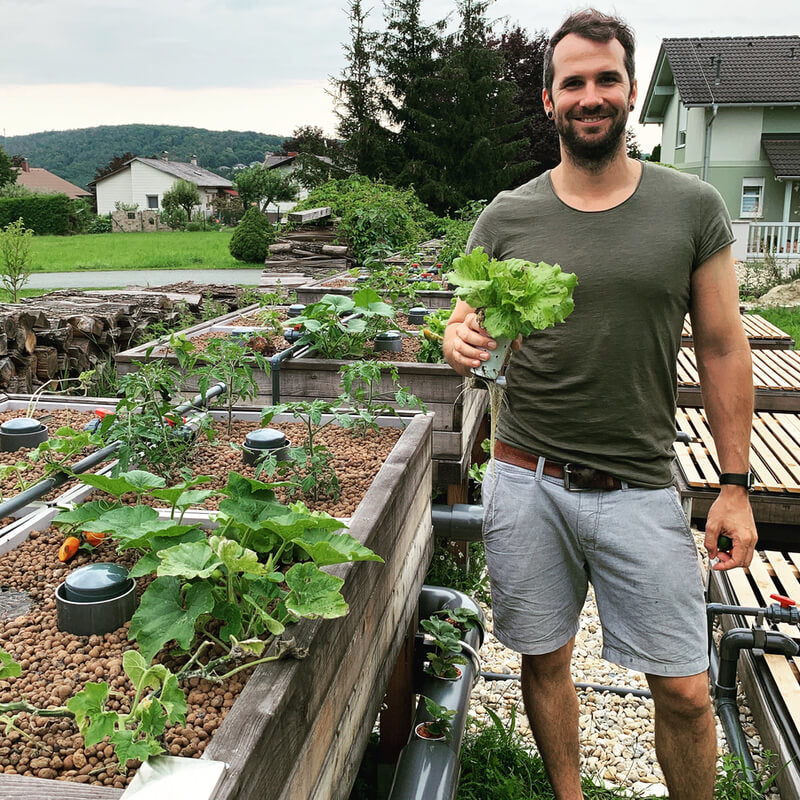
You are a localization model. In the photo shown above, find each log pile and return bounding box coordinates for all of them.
[263,219,353,286]
[0,284,244,392]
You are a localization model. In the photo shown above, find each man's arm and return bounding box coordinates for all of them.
[689,244,757,571]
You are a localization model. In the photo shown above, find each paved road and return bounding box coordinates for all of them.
[27,268,264,290]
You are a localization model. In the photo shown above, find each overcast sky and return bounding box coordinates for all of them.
[1,0,797,152]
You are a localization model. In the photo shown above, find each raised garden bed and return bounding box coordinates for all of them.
[294,271,455,310]
[0,413,434,800]
[115,311,486,488]
[682,313,795,350]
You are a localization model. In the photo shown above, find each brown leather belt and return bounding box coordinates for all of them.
[494,440,624,491]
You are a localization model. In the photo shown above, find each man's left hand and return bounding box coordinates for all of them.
[704,487,758,570]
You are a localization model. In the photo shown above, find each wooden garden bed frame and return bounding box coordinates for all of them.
[674,406,800,526]
[681,314,795,350]
[0,414,434,800]
[677,347,800,411]
[710,559,800,800]
[114,308,487,487]
[293,270,455,310]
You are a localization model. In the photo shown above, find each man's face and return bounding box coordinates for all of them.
[543,33,637,165]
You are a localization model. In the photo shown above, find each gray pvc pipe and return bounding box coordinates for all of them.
[269,340,307,404]
[431,504,483,541]
[387,585,484,800]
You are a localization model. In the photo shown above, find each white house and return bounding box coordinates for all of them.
[92,155,234,217]
[262,152,337,214]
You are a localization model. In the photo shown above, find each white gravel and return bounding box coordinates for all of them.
[468,530,781,798]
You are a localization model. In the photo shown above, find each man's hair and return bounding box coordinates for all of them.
[543,9,636,96]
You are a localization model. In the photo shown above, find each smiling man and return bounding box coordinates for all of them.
[443,8,757,800]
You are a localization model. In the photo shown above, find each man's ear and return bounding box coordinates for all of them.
[542,88,553,118]
[629,79,638,109]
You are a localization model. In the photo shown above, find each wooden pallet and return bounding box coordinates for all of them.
[677,347,800,411]
[710,558,800,800]
[674,406,800,526]
[682,314,795,350]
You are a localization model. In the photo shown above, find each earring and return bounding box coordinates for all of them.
[629,104,635,111]
[547,110,554,119]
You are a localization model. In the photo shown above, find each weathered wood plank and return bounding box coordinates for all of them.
[287,206,332,223]
[0,774,123,799]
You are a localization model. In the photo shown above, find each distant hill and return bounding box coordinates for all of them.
[0,124,287,189]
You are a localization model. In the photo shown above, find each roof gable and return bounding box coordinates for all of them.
[16,168,91,199]
[665,36,800,105]
[93,157,233,188]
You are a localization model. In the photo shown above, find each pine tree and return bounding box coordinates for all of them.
[490,25,560,183]
[331,0,386,177]
[398,0,529,213]
[0,146,18,189]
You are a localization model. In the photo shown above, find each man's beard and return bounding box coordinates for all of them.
[555,107,628,170]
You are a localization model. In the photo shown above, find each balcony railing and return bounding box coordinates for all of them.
[747,222,800,260]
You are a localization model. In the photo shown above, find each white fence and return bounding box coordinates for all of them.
[746,222,800,261]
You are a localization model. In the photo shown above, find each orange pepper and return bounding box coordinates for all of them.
[84,530,105,547]
[58,536,80,562]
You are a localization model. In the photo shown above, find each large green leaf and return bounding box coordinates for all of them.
[209,536,265,577]
[212,598,243,642]
[262,504,345,543]
[79,470,166,498]
[129,577,214,663]
[150,476,215,508]
[292,529,384,566]
[53,500,121,529]
[66,682,116,746]
[284,562,348,620]
[157,540,222,580]
[111,729,161,769]
[0,648,21,680]
[84,505,198,550]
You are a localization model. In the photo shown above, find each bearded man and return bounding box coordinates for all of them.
[443,9,757,799]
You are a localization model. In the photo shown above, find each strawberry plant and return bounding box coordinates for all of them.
[418,696,457,741]
[421,617,468,680]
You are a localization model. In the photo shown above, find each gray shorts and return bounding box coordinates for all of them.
[481,457,708,677]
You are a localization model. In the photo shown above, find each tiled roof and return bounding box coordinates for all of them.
[762,136,800,178]
[16,168,91,199]
[134,158,233,188]
[663,36,800,104]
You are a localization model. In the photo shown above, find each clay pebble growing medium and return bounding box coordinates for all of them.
[0,420,409,789]
[0,527,242,788]
[470,529,781,797]
[0,408,103,501]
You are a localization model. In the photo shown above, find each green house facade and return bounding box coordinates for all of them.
[640,37,800,260]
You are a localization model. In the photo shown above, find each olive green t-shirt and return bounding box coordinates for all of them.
[467,162,734,488]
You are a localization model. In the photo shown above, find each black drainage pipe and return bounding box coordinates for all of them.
[387,585,484,800]
[478,671,653,699]
[713,627,798,793]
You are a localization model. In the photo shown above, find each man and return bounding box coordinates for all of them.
[443,9,757,800]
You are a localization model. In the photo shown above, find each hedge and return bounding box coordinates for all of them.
[0,195,75,235]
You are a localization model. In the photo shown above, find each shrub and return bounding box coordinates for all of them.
[0,218,33,302]
[289,175,436,266]
[186,221,203,232]
[0,195,74,235]
[229,207,276,263]
[86,214,112,234]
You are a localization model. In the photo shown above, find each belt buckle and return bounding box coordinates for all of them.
[563,463,591,492]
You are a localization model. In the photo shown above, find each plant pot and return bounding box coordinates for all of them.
[471,336,511,381]
[414,722,446,741]
[426,665,462,681]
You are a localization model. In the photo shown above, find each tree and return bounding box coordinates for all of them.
[396,0,529,213]
[162,179,201,222]
[0,218,33,303]
[330,0,387,176]
[92,152,136,182]
[0,146,18,188]
[626,128,642,160]
[233,166,297,213]
[229,207,276,263]
[647,144,662,162]
[281,126,341,158]
[489,25,560,183]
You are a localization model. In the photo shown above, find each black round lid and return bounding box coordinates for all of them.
[287,303,306,318]
[64,563,131,602]
[409,305,427,315]
[1,417,45,434]
[375,330,401,342]
[356,275,369,283]
[244,428,288,450]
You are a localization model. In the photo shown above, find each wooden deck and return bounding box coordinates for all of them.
[674,406,800,526]
[681,314,795,350]
[710,560,800,800]
[677,347,800,411]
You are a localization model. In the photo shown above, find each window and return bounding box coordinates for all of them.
[740,178,765,218]
[146,194,159,209]
[676,103,687,148]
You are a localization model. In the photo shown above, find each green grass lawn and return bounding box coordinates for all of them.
[751,306,800,349]
[28,231,263,272]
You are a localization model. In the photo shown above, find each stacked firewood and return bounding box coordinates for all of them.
[0,284,243,392]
